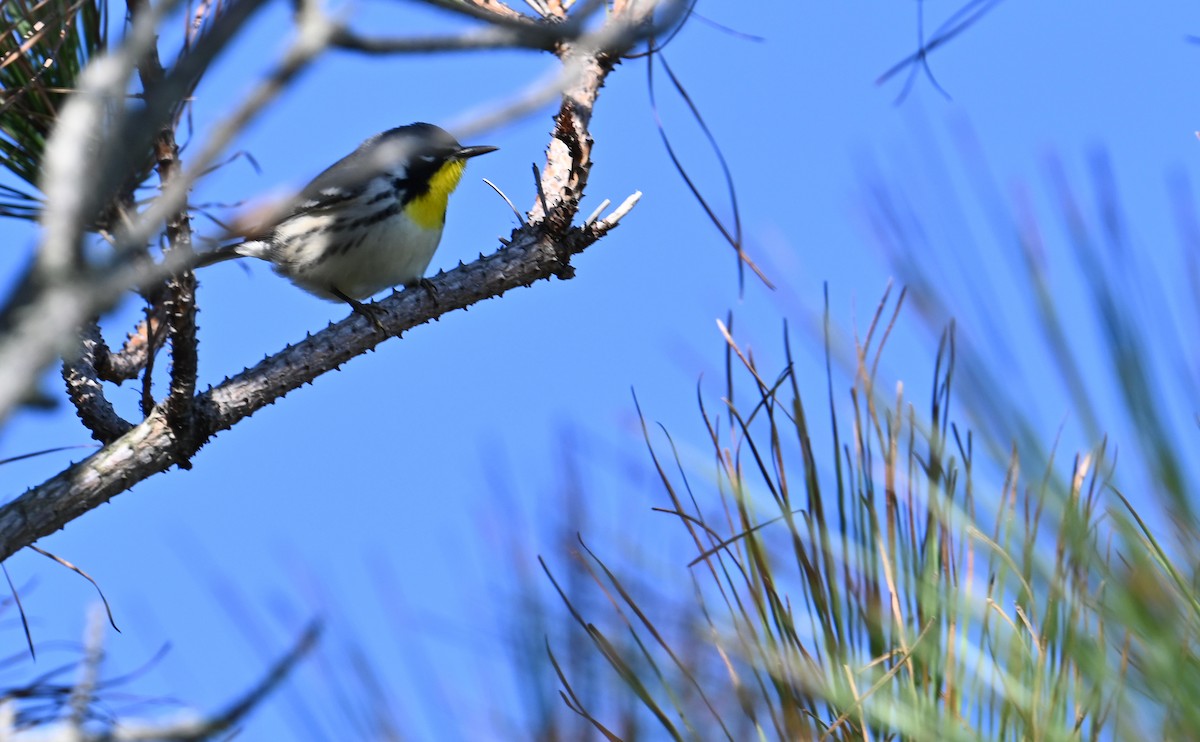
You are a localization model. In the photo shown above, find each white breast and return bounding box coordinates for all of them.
[239,207,444,301]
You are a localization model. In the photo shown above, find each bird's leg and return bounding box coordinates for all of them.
[331,286,386,333]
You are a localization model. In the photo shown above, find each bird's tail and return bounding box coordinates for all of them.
[193,243,245,269]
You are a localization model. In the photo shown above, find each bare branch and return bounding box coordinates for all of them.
[0,218,619,561]
[62,323,134,443]
[94,312,169,384]
[133,0,200,464]
[33,0,181,280]
[0,0,666,557]
[330,23,560,54]
[0,0,679,426]
[415,0,528,24]
[0,0,273,424]
[329,0,614,56]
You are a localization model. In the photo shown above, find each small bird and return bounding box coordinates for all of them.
[198,122,497,326]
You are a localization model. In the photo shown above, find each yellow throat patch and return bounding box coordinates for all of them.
[406,158,467,230]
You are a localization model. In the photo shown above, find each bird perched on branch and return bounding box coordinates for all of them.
[197,122,497,328]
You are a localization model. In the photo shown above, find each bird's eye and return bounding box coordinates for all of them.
[417,154,437,163]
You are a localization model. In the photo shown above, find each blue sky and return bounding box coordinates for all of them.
[1,1,1198,737]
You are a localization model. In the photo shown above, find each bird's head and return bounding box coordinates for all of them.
[378,123,498,229]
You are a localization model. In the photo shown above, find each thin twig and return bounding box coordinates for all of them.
[532,161,550,221]
[28,545,120,631]
[482,177,526,224]
[582,197,610,227]
[589,190,641,234]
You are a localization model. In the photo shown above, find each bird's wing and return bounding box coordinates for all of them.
[284,133,395,219]
[238,131,406,239]
[287,165,371,217]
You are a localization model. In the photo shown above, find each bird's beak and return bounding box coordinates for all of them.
[457,145,499,159]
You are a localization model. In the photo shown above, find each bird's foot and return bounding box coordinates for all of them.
[331,287,386,333]
[420,276,444,304]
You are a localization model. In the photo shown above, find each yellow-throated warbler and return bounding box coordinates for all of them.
[198,122,497,324]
